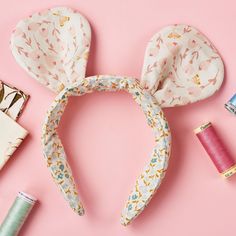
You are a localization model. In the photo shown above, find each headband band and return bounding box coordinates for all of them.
[42,75,171,225]
[10,6,224,225]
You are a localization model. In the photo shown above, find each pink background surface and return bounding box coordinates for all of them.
[1,0,236,235]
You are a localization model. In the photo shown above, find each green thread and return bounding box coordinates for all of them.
[0,192,36,236]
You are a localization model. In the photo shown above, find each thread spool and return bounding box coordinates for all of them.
[0,192,37,236]
[194,122,236,178]
[225,93,236,115]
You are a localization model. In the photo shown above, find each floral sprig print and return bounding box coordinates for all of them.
[141,24,224,107]
[41,76,171,226]
[11,7,91,93]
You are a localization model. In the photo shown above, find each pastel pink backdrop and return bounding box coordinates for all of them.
[0,0,236,235]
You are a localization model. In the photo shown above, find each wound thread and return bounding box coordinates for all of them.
[0,192,37,236]
[225,93,236,115]
[194,122,236,178]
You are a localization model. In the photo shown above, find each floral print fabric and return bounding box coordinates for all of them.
[10,6,224,226]
[0,110,28,170]
[42,75,171,225]
[0,80,28,120]
[141,24,224,107]
[11,7,91,93]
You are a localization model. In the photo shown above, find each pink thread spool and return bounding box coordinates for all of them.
[194,122,236,178]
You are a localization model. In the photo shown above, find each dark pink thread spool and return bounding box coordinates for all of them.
[194,122,236,178]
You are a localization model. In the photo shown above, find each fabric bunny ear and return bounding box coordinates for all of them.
[10,7,91,93]
[141,24,224,107]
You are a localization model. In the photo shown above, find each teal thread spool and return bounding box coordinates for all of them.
[225,93,236,115]
[0,192,37,236]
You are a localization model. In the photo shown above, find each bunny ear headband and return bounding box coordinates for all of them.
[10,7,224,225]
